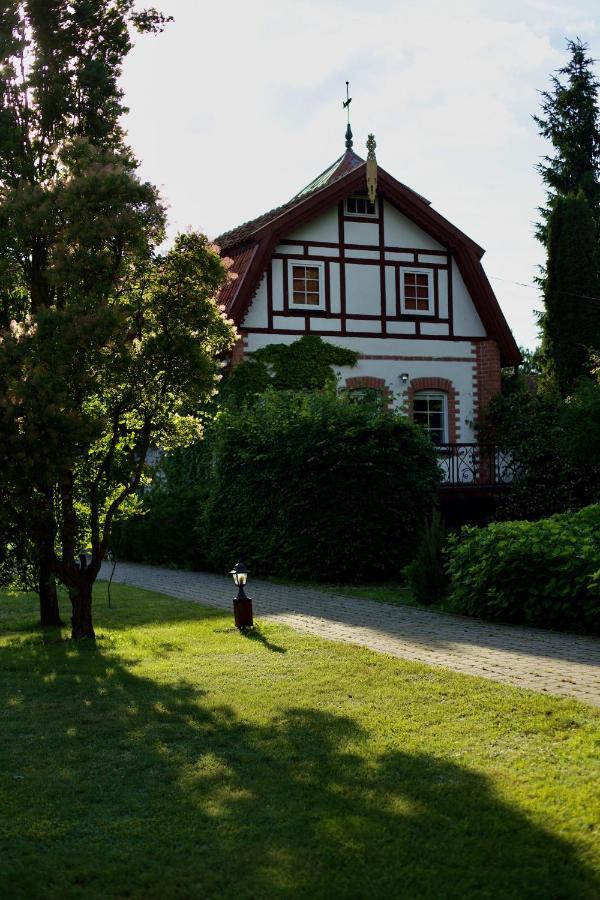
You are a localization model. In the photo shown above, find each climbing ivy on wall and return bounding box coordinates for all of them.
[220,335,360,406]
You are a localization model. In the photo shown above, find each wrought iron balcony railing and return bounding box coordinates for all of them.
[436,444,520,488]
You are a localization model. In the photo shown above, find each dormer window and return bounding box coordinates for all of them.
[345,195,377,217]
[288,261,325,309]
[401,269,434,315]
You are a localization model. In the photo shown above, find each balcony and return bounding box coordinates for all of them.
[437,444,519,489]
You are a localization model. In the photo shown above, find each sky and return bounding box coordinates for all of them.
[121,0,600,350]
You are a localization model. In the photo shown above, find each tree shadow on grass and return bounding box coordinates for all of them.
[0,636,597,899]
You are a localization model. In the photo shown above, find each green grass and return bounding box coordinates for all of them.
[1,585,599,899]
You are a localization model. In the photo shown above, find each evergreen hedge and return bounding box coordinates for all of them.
[446,505,600,633]
[200,391,440,581]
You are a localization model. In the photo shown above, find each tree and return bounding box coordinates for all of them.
[0,230,235,638]
[542,191,600,393]
[0,1,169,626]
[535,38,600,244]
[0,3,236,637]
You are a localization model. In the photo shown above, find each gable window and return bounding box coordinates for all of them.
[413,391,447,445]
[289,261,325,309]
[345,195,377,217]
[401,269,434,315]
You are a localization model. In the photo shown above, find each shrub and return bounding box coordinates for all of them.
[480,376,600,519]
[445,505,600,633]
[405,509,448,605]
[200,390,440,582]
[111,444,212,569]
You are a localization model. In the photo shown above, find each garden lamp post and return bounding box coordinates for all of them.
[230,561,253,629]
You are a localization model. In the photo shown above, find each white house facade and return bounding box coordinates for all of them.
[216,136,520,453]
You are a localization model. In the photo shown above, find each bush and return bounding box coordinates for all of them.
[111,444,211,569]
[200,390,440,582]
[405,509,448,605]
[445,505,600,633]
[480,376,600,519]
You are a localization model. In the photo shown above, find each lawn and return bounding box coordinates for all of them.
[1,585,599,899]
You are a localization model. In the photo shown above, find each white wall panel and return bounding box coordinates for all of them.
[285,206,339,242]
[271,259,284,311]
[272,316,304,330]
[344,264,381,315]
[452,260,485,336]
[344,221,379,245]
[329,263,341,313]
[383,201,445,250]
[421,322,450,335]
[242,274,268,327]
[437,269,448,318]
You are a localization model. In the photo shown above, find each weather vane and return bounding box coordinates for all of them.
[343,81,353,150]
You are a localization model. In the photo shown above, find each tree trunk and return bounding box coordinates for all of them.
[38,549,63,628]
[70,582,95,640]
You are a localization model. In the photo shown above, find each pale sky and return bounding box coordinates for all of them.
[121,0,600,349]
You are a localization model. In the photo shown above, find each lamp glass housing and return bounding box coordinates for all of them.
[230,562,249,587]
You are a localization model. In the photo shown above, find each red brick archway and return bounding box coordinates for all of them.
[406,377,459,442]
[345,376,393,411]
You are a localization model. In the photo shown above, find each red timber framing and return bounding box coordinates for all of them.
[216,159,521,368]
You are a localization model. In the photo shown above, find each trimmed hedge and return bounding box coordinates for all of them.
[200,390,440,581]
[112,444,211,569]
[446,505,600,633]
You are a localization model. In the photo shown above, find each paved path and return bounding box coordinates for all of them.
[100,561,600,707]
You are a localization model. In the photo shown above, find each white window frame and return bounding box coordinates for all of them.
[288,259,326,311]
[400,267,434,316]
[412,390,448,444]
[345,195,378,218]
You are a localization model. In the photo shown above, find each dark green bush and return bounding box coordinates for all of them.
[112,444,211,569]
[200,390,440,581]
[405,509,447,605]
[446,505,600,633]
[480,376,600,519]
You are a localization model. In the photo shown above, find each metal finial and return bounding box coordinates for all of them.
[343,81,353,150]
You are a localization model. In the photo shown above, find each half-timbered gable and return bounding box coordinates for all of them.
[216,142,520,447]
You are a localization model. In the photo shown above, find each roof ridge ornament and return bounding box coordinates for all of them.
[366,133,377,204]
[343,81,353,150]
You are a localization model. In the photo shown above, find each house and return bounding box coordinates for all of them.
[215,127,521,471]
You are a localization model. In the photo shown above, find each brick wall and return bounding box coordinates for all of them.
[473,340,501,420]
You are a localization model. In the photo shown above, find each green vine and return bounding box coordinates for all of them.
[221,335,359,406]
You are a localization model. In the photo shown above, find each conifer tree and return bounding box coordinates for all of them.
[542,191,600,393]
[535,38,600,243]
[535,39,600,389]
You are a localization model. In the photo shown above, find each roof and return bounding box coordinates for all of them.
[215,149,364,252]
[216,149,431,253]
[215,151,521,367]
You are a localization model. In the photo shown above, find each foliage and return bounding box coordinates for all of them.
[405,509,448,605]
[220,335,359,407]
[446,505,600,633]
[541,191,600,394]
[1,585,599,898]
[534,38,600,244]
[112,443,212,569]
[479,375,600,519]
[200,390,440,582]
[0,5,236,638]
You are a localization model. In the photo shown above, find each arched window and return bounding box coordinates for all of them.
[412,391,448,445]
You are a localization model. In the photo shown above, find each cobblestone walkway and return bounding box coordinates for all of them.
[100,561,600,706]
